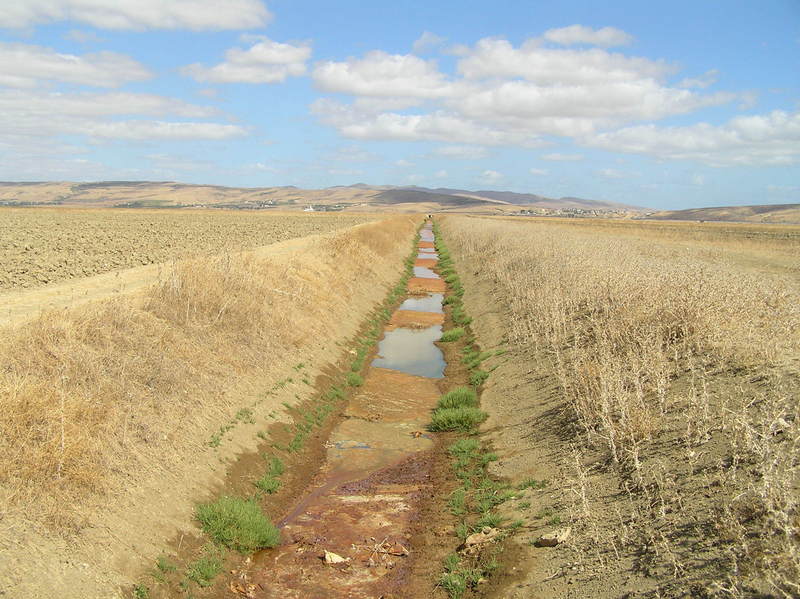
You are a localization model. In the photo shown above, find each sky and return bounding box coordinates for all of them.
[0,0,798,209]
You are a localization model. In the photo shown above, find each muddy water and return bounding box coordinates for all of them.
[399,293,443,313]
[242,222,447,598]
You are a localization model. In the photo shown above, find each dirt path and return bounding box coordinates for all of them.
[0,236,317,328]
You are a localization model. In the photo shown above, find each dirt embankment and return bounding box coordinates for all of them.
[0,215,420,599]
[439,215,800,598]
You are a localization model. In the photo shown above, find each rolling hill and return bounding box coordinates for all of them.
[0,181,642,214]
[644,203,800,224]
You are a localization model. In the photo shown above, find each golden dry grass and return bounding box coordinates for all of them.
[0,216,418,531]
[441,215,800,596]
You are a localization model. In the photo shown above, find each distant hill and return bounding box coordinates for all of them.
[0,181,642,214]
[644,203,800,224]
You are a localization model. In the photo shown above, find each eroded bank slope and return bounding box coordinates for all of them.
[0,215,420,598]
[439,215,799,598]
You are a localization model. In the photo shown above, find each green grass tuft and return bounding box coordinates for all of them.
[437,387,478,410]
[186,552,222,588]
[346,372,364,387]
[429,406,488,432]
[254,476,281,494]
[196,496,280,553]
[440,328,465,342]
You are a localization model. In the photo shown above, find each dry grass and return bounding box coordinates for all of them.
[0,216,418,530]
[441,215,800,596]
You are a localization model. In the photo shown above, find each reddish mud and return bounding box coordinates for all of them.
[418,241,435,249]
[415,258,438,268]
[387,310,445,330]
[407,277,446,294]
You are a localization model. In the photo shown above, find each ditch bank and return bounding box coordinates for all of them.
[0,216,419,599]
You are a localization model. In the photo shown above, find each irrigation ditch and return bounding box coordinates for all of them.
[131,219,524,599]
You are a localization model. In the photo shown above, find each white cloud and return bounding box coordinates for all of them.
[457,38,669,84]
[541,153,584,161]
[678,69,719,89]
[543,25,634,48]
[0,42,150,88]
[529,168,548,175]
[412,31,446,54]
[586,109,800,166]
[434,145,489,159]
[146,153,212,171]
[0,88,246,143]
[182,38,311,84]
[691,174,705,185]
[479,169,503,183]
[435,169,448,178]
[0,0,270,30]
[395,159,413,167]
[313,51,451,98]
[596,168,626,179]
[311,99,542,146]
[326,145,378,162]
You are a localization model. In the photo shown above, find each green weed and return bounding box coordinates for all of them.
[429,406,487,432]
[440,328,465,342]
[195,496,280,553]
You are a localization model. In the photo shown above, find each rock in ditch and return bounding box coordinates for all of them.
[323,550,350,564]
[457,527,501,555]
[535,527,571,547]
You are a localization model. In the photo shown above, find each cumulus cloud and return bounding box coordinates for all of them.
[434,145,489,159]
[0,88,246,144]
[543,25,634,48]
[311,36,735,151]
[182,38,311,84]
[541,153,584,161]
[412,31,446,54]
[529,168,548,175]
[313,51,451,98]
[678,69,719,89]
[596,168,626,179]
[586,109,800,166]
[311,99,542,146]
[0,42,150,88]
[309,32,790,167]
[0,0,270,30]
[479,169,503,183]
[456,38,668,83]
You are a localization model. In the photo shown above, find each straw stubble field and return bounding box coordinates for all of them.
[441,215,800,598]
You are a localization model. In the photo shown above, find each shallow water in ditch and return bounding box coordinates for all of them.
[240,223,445,598]
[371,325,445,378]
[413,265,438,278]
[399,293,444,313]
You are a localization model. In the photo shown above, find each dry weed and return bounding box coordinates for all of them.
[442,215,800,595]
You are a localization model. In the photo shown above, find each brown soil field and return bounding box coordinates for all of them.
[0,207,378,290]
[439,215,800,598]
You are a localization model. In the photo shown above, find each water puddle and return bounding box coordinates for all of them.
[238,222,446,598]
[372,325,445,378]
[399,293,443,313]
[413,266,438,279]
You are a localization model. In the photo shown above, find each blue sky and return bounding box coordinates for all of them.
[0,0,797,209]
